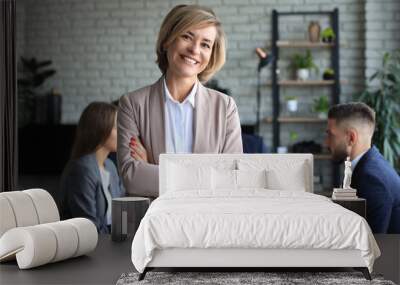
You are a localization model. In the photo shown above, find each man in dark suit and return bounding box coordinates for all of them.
[325,102,400,233]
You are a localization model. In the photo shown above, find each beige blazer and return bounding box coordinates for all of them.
[117,77,243,197]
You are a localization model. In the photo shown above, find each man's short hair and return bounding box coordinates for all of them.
[328,102,376,132]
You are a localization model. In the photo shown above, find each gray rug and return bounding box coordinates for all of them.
[116,271,396,285]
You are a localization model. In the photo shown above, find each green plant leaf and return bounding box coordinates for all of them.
[36,60,53,68]
[356,49,400,171]
[291,49,318,71]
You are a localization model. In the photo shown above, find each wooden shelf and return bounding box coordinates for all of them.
[264,117,327,123]
[276,40,334,48]
[286,153,331,160]
[266,80,337,86]
[314,154,332,160]
[267,40,348,48]
[266,79,348,86]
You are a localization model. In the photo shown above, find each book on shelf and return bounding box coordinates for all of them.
[332,187,358,200]
[332,193,359,200]
[333,192,358,197]
[333,188,357,193]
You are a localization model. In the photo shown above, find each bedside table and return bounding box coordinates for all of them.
[111,197,150,242]
[332,198,366,218]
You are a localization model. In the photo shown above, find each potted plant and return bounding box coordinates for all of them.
[291,50,318,81]
[321,27,336,43]
[277,146,288,154]
[290,131,299,143]
[289,131,299,152]
[323,68,335,80]
[285,96,298,113]
[356,50,400,171]
[312,95,329,119]
[18,57,57,126]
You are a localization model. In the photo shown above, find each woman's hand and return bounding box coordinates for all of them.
[129,137,148,162]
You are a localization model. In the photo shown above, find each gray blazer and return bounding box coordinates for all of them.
[59,154,125,234]
[117,77,243,198]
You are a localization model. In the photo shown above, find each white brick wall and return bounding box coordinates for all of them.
[365,0,400,81]
[16,1,25,59]
[16,0,399,154]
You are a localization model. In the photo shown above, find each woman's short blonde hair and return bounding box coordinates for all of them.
[156,5,226,83]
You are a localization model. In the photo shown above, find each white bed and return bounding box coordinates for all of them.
[131,154,380,280]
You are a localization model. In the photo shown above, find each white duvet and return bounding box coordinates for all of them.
[131,190,380,273]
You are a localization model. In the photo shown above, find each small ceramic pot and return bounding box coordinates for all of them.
[287,99,298,112]
[323,72,334,80]
[277,146,288,154]
[297,68,309,81]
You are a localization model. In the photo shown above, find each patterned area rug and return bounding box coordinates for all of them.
[116,271,395,285]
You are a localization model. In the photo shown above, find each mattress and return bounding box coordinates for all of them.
[131,190,380,273]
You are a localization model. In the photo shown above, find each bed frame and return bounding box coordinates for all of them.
[139,248,371,280]
[138,154,372,281]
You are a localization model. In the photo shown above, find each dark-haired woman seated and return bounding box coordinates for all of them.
[59,102,125,233]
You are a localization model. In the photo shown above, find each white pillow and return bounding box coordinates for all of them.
[238,159,308,191]
[167,163,212,192]
[267,167,306,191]
[211,169,268,191]
[212,168,236,190]
[237,169,268,189]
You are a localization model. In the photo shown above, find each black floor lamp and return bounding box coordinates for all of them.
[255,48,274,134]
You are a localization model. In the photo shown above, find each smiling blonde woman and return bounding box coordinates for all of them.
[117,5,243,198]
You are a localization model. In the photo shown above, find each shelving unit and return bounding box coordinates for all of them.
[264,117,327,123]
[266,79,347,86]
[269,9,341,188]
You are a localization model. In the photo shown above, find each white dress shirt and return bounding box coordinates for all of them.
[163,78,197,154]
[99,167,112,225]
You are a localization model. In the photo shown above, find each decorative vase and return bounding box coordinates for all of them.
[297,68,309,81]
[287,99,298,113]
[308,21,320,43]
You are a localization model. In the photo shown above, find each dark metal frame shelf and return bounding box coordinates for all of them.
[270,9,341,187]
